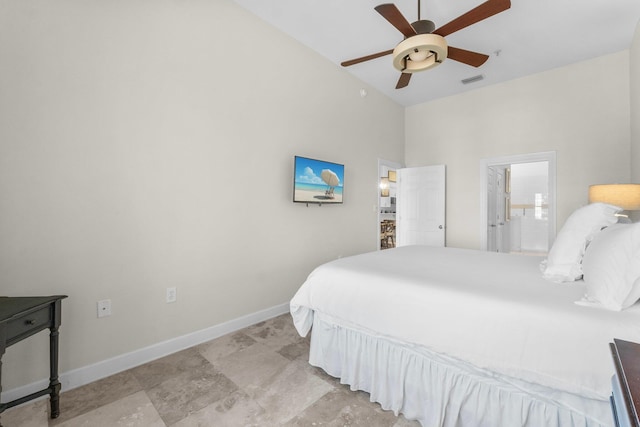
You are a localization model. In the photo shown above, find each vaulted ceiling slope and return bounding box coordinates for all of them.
[232,0,640,106]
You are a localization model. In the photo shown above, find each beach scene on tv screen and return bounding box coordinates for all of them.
[294,157,344,203]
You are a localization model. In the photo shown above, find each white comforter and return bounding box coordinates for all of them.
[290,245,640,400]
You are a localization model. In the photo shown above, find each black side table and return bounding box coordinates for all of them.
[0,295,67,424]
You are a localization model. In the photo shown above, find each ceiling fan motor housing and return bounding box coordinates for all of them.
[392,33,448,73]
[411,19,436,34]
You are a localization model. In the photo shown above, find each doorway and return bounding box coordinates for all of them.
[480,152,556,253]
[377,160,446,250]
[509,162,550,253]
[378,159,402,250]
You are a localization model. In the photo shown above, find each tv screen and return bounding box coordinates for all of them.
[293,156,344,204]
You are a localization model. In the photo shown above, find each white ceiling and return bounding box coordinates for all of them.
[232,0,640,106]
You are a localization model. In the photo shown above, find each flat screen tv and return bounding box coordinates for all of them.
[293,156,344,204]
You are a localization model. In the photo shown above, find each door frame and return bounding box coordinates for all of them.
[479,151,556,251]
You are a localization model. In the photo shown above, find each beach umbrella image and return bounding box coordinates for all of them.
[321,169,339,198]
[321,169,339,187]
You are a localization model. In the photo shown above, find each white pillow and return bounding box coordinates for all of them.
[577,223,640,311]
[541,203,621,283]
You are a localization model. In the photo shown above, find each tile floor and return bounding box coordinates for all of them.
[3,314,420,426]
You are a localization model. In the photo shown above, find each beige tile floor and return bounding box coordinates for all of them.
[3,314,420,426]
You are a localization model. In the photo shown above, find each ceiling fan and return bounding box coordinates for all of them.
[341,0,511,89]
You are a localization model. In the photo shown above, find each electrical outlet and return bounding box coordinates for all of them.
[166,287,177,303]
[97,299,112,318]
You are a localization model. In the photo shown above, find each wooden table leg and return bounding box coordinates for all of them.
[49,324,61,418]
[49,300,63,419]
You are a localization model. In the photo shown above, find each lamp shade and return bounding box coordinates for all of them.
[588,184,640,210]
[392,34,447,73]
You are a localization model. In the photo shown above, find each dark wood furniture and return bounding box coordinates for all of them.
[0,296,67,424]
[610,338,640,427]
[380,219,396,249]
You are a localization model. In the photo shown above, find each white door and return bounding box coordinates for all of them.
[396,165,445,247]
[487,165,511,253]
[487,167,497,252]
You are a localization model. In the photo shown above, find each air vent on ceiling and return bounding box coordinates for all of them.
[461,74,484,85]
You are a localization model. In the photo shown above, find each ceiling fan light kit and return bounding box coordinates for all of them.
[392,34,447,73]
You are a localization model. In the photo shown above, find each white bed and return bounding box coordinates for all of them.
[290,244,640,427]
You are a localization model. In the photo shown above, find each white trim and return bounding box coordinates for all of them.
[1,302,290,403]
[479,151,557,251]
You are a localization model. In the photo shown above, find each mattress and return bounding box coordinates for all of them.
[290,245,640,403]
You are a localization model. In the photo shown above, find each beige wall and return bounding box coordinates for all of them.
[406,51,631,249]
[631,19,640,183]
[0,0,404,389]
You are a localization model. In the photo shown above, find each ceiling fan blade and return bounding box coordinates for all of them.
[447,46,489,67]
[341,49,394,67]
[375,4,417,38]
[396,73,412,89]
[433,0,511,37]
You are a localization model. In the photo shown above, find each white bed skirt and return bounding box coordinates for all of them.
[308,314,612,427]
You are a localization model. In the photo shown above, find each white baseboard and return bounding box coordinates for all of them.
[2,302,290,404]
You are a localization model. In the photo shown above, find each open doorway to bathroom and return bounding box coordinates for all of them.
[480,152,556,254]
[509,162,550,254]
